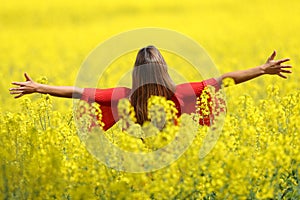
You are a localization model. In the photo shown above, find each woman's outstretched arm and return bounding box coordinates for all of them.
[217,51,292,85]
[9,73,83,99]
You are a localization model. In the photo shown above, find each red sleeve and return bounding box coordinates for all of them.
[176,78,220,98]
[175,78,224,127]
[80,87,131,131]
[80,87,131,106]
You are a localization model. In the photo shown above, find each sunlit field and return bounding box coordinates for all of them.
[1,0,300,199]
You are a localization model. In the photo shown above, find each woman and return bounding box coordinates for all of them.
[9,46,292,130]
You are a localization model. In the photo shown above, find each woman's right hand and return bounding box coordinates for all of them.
[9,73,39,98]
[260,50,292,78]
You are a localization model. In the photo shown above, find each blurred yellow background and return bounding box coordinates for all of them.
[1,0,299,112]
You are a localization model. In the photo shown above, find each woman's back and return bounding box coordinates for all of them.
[80,77,221,130]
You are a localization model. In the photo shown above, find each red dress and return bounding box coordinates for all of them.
[80,78,221,131]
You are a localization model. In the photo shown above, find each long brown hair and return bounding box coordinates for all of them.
[130,45,176,125]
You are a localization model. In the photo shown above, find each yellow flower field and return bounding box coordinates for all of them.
[1,0,300,199]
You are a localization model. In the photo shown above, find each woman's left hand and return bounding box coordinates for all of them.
[9,73,39,98]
